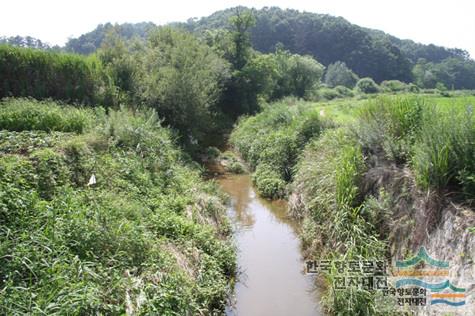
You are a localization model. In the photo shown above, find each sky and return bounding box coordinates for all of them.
[1,0,474,57]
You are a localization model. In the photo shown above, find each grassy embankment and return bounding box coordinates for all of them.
[0,98,235,315]
[230,94,475,314]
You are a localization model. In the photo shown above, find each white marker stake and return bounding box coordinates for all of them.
[87,174,97,186]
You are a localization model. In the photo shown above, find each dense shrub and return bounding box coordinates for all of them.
[260,49,325,101]
[252,163,287,198]
[334,85,355,98]
[310,85,355,101]
[136,27,230,148]
[220,151,246,174]
[313,87,340,101]
[356,77,380,94]
[230,100,330,198]
[380,80,409,93]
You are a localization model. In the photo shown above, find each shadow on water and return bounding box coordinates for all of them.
[216,173,321,316]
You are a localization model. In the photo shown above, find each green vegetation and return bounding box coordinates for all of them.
[324,61,359,88]
[183,7,472,85]
[294,129,387,314]
[354,96,475,197]
[0,99,235,315]
[134,27,230,146]
[219,151,246,174]
[0,35,58,50]
[232,94,475,314]
[413,57,475,89]
[230,99,332,198]
[59,7,475,90]
[380,80,410,93]
[356,77,380,94]
[66,22,155,55]
[2,7,475,315]
[0,45,114,105]
[0,98,94,133]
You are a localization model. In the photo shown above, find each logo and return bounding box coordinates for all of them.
[395,246,465,307]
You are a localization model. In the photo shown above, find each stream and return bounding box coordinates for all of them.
[215,172,321,316]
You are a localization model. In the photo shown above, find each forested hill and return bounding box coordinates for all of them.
[64,22,156,55]
[181,7,468,82]
[61,7,469,83]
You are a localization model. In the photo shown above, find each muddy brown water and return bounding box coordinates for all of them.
[216,173,321,316]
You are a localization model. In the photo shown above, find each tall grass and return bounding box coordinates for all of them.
[0,98,95,133]
[356,96,475,198]
[355,96,423,163]
[292,129,387,314]
[0,45,116,105]
[412,105,475,196]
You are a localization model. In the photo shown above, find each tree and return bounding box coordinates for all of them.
[136,27,230,146]
[412,57,475,89]
[324,61,359,88]
[412,59,437,88]
[289,54,325,98]
[97,27,142,104]
[229,8,256,70]
[184,6,453,83]
[268,48,324,100]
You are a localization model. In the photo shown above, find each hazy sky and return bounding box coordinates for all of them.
[1,0,474,57]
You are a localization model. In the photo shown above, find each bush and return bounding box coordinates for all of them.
[228,161,245,174]
[309,85,355,101]
[220,151,246,174]
[356,77,380,94]
[137,27,230,148]
[407,83,420,93]
[334,85,355,98]
[206,146,221,159]
[314,87,340,100]
[252,163,286,198]
[380,80,408,93]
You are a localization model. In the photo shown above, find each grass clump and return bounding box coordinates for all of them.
[355,96,423,163]
[0,98,235,315]
[356,96,475,198]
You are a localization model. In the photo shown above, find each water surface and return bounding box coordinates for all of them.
[218,174,321,316]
